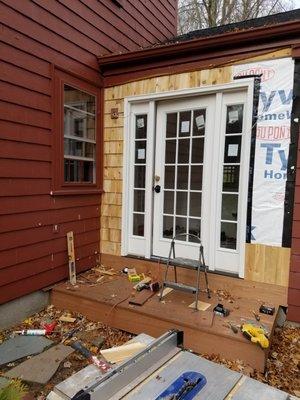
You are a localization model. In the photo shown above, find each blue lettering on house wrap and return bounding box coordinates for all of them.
[260,89,293,112]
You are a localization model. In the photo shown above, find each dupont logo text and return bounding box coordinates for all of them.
[235,65,275,82]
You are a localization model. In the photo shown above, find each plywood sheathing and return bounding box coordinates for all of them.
[101,49,292,285]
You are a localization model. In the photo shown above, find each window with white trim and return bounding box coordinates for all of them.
[63,85,96,183]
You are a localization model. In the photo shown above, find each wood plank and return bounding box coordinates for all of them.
[245,244,290,287]
[129,290,155,306]
[100,342,146,363]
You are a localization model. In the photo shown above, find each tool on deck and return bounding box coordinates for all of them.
[251,310,260,321]
[227,322,239,334]
[241,323,269,349]
[213,303,230,317]
[259,304,275,315]
[67,231,76,286]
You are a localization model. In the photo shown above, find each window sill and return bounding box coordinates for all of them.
[50,188,104,196]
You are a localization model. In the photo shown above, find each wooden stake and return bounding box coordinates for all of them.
[67,231,76,285]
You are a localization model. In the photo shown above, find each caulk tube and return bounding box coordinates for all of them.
[15,329,47,335]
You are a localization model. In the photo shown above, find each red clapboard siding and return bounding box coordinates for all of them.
[0,121,51,145]
[0,178,51,197]
[0,81,51,112]
[0,205,100,233]
[287,305,300,323]
[0,61,51,95]
[0,0,176,304]
[0,140,51,162]
[0,42,51,78]
[0,257,97,304]
[1,230,100,269]
[0,242,99,287]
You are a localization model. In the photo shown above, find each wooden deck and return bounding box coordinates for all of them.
[51,254,288,372]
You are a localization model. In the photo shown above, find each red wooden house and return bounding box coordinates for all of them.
[0,0,177,302]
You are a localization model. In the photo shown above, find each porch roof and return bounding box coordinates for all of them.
[97,9,300,87]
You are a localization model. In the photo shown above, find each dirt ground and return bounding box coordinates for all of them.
[0,305,299,399]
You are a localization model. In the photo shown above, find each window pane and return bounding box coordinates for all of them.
[64,159,94,183]
[178,139,190,164]
[189,218,201,240]
[175,217,187,240]
[177,166,188,189]
[63,85,96,183]
[134,166,146,188]
[190,192,202,217]
[221,194,238,221]
[64,85,96,114]
[133,213,144,236]
[222,165,240,192]
[190,165,203,190]
[179,111,191,137]
[134,190,145,212]
[224,136,241,163]
[165,140,176,164]
[193,109,206,135]
[226,104,244,134]
[165,166,175,189]
[192,138,204,163]
[135,115,147,139]
[164,191,174,214]
[135,141,146,163]
[176,191,187,215]
[64,109,96,140]
[163,216,174,238]
[166,113,177,138]
[220,222,237,249]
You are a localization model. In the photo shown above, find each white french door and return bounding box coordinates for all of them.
[152,96,216,263]
[124,89,252,276]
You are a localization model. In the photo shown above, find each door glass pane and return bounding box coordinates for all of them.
[163,216,174,238]
[166,113,177,138]
[222,165,240,192]
[190,192,202,217]
[133,213,144,236]
[135,115,147,139]
[192,138,204,163]
[193,109,206,135]
[134,166,146,188]
[190,165,203,190]
[224,136,241,163]
[176,191,187,215]
[134,190,145,212]
[226,104,243,134]
[164,191,174,214]
[220,222,237,249]
[189,218,201,240]
[175,217,187,240]
[163,108,206,244]
[135,140,146,163]
[178,139,190,163]
[165,166,175,189]
[179,111,191,137]
[221,194,238,221]
[165,140,176,164]
[177,166,188,189]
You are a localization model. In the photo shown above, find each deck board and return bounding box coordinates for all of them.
[51,255,288,372]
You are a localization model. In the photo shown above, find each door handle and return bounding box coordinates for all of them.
[154,185,161,193]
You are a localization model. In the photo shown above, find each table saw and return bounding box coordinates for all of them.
[47,330,297,400]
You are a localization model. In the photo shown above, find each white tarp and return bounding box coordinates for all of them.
[233,58,294,246]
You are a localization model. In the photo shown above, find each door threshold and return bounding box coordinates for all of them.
[124,254,241,279]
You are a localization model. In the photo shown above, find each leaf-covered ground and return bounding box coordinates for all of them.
[0,306,299,399]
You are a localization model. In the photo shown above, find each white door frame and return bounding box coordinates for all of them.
[121,80,254,277]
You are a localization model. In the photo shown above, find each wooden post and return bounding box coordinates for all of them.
[67,231,76,285]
